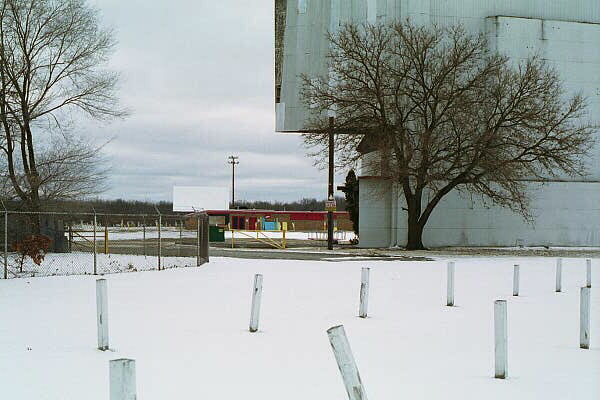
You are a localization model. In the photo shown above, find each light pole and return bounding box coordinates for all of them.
[227,155,239,209]
[327,116,335,250]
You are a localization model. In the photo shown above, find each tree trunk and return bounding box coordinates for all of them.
[406,215,426,250]
[405,192,426,250]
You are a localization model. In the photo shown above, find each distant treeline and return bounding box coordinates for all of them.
[2,197,346,214]
[234,197,346,212]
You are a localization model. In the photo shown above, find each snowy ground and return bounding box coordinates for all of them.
[81,228,354,241]
[0,256,597,399]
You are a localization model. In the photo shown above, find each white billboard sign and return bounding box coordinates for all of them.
[172,186,229,212]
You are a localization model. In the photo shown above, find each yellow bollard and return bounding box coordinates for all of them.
[282,229,286,249]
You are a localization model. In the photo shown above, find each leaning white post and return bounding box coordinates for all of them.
[109,359,136,400]
[494,300,508,379]
[358,267,370,318]
[447,261,455,306]
[512,264,520,296]
[586,259,592,288]
[96,279,109,350]
[249,274,263,332]
[555,258,562,292]
[326,325,368,400]
[580,287,590,349]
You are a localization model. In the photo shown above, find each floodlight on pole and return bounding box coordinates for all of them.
[227,155,240,208]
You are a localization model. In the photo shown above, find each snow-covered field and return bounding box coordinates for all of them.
[0,256,597,399]
[82,228,354,241]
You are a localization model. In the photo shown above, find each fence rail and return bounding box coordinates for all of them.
[0,210,209,279]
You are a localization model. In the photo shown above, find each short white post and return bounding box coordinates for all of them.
[555,258,562,293]
[586,259,592,288]
[326,325,368,400]
[580,287,590,349]
[494,300,508,379]
[249,274,263,332]
[447,261,455,306]
[96,279,109,350]
[512,264,520,296]
[109,358,136,400]
[358,267,370,318]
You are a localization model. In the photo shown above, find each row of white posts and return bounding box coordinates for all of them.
[97,258,592,399]
[323,258,593,399]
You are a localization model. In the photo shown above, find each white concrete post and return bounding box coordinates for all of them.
[96,279,109,350]
[359,267,370,318]
[555,258,562,293]
[586,259,592,288]
[326,325,368,400]
[447,261,455,306]
[249,274,263,332]
[512,264,520,296]
[109,359,136,400]
[494,300,508,379]
[580,287,590,349]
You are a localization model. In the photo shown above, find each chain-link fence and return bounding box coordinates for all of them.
[0,210,209,279]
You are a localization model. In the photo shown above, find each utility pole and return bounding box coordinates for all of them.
[227,155,239,209]
[327,116,335,250]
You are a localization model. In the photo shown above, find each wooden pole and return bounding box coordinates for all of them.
[556,258,562,293]
[494,300,507,379]
[109,359,136,400]
[249,274,263,332]
[326,325,368,400]
[512,264,520,296]
[359,267,370,318]
[586,259,592,288]
[447,261,455,306]
[96,279,109,350]
[327,116,334,250]
[580,286,590,349]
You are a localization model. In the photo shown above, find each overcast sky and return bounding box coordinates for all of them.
[85,0,346,203]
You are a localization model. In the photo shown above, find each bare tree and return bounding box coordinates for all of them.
[0,135,110,202]
[301,21,595,250]
[0,0,126,212]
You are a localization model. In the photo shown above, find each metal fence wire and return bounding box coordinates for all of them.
[0,210,209,279]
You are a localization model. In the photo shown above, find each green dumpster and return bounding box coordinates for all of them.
[209,226,225,242]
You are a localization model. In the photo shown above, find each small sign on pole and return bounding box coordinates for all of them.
[325,199,337,212]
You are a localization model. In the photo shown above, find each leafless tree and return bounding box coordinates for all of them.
[0,0,126,212]
[0,135,110,202]
[301,21,595,250]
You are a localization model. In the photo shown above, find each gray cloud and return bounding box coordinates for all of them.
[83,0,348,203]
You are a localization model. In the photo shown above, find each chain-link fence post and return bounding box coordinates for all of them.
[196,215,201,266]
[3,209,8,279]
[155,207,161,271]
[93,211,97,275]
[142,215,146,256]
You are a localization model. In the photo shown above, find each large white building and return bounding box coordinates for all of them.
[276,0,600,247]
